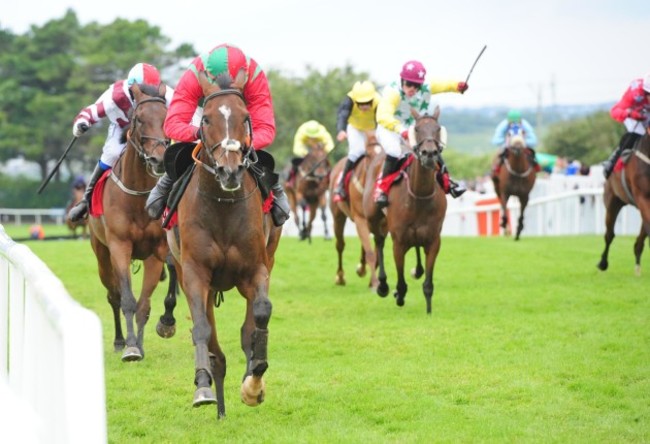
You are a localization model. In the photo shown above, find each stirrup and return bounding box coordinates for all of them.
[449,185,466,199]
[375,192,388,208]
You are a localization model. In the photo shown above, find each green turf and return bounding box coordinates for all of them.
[13,230,650,443]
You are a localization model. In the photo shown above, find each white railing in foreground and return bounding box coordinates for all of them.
[0,224,106,444]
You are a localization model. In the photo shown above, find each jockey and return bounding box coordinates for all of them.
[288,120,335,185]
[67,63,174,222]
[602,73,650,178]
[491,109,539,172]
[375,60,468,208]
[332,80,381,202]
[145,43,290,226]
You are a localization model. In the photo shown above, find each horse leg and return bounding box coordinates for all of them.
[321,205,331,241]
[91,237,125,351]
[597,197,625,271]
[306,203,317,244]
[333,211,347,285]
[423,238,442,315]
[515,196,528,241]
[239,278,272,410]
[500,194,510,236]
[157,255,178,338]
[183,276,218,409]
[392,242,408,307]
[633,227,647,276]
[131,256,164,358]
[411,246,424,279]
[205,294,226,418]
[375,235,389,297]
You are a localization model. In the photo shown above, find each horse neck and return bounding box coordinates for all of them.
[506,146,530,172]
[118,142,156,189]
[407,156,438,196]
[197,167,260,205]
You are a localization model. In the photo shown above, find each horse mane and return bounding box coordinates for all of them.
[213,72,234,90]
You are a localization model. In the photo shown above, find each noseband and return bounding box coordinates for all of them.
[128,96,170,177]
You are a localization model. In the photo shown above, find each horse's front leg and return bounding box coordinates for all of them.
[133,256,164,357]
[500,195,510,235]
[333,211,347,285]
[423,238,442,315]
[515,197,528,241]
[375,235,389,297]
[392,242,408,307]
[111,251,142,361]
[321,205,331,240]
[598,198,625,271]
[157,255,178,338]
[238,273,272,409]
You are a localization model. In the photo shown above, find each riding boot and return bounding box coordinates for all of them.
[375,155,400,209]
[602,133,640,178]
[67,163,105,222]
[270,182,290,226]
[145,173,175,219]
[528,148,540,172]
[333,158,355,202]
[437,156,466,198]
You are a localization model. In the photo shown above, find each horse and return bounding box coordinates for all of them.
[65,179,88,239]
[598,127,650,274]
[165,70,283,418]
[491,126,537,240]
[329,133,384,288]
[284,144,331,242]
[363,108,447,314]
[87,83,178,361]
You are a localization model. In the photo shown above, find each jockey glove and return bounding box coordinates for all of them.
[457,82,469,93]
[73,120,90,137]
[400,130,409,140]
[628,109,646,120]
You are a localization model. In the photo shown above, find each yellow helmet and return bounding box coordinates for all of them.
[303,120,321,138]
[350,80,376,103]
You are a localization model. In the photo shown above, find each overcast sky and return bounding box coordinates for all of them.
[4,0,649,109]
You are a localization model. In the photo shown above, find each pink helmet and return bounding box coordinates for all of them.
[400,60,426,84]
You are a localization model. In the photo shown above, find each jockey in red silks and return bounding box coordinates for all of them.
[602,73,650,178]
[145,43,290,226]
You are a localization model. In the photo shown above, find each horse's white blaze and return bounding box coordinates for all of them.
[218,104,242,152]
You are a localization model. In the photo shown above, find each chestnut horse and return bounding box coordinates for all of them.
[491,127,537,240]
[88,83,177,361]
[364,109,447,314]
[285,144,331,242]
[166,70,282,418]
[65,180,88,239]
[330,133,383,288]
[598,127,650,274]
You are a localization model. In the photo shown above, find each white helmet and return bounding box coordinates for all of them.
[644,73,650,93]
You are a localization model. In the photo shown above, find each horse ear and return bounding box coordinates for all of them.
[199,71,218,95]
[408,126,417,146]
[433,105,440,120]
[158,83,166,98]
[130,82,142,100]
[231,68,248,91]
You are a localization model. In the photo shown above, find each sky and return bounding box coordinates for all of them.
[4,0,649,110]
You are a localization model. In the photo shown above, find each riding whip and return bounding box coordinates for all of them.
[37,136,78,194]
[464,45,487,85]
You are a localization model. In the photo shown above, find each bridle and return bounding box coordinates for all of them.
[127,96,170,178]
[194,89,257,176]
[412,115,443,166]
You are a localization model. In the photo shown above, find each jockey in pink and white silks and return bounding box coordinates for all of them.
[374,60,469,208]
[602,73,650,178]
[67,63,174,222]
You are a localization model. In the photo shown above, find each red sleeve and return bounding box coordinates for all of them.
[163,67,202,142]
[244,68,276,150]
[610,85,634,123]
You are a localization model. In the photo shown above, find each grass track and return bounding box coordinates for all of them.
[13,228,650,443]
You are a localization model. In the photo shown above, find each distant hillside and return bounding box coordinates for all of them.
[440,103,613,155]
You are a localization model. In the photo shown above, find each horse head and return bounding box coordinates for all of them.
[410,106,443,170]
[299,143,331,183]
[505,124,527,155]
[197,69,253,192]
[128,83,170,177]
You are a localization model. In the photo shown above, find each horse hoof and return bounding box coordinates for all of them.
[356,264,366,277]
[193,387,217,407]
[156,320,176,338]
[335,276,346,286]
[121,347,143,362]
[377,283,389,298]
[597,261,608,271]
[241,375,265,407]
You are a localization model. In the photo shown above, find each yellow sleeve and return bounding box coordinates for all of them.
[376,86,402,132]
[428,79,461,94]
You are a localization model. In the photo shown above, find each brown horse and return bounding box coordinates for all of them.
[598,127,650,274]
[491,127,537,240]
[363,109,447,314]
[88,83,177,361]
[285,144,331,242]
[65,180,88,239]
[166,70,282,418]
[330,133,383,288]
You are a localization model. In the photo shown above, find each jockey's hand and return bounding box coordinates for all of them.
[73,120,89,137]
[336,131,347,142]
[629,109,646,120]
[457,82,469,94]
[400,130,409,140]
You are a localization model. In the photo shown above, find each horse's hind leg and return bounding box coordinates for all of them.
[411,246,424,279]
[633,227,647,276]
[157,255,178,338]
[598,198,625,271]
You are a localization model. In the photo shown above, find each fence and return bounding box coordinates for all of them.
[0,224,106,444]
